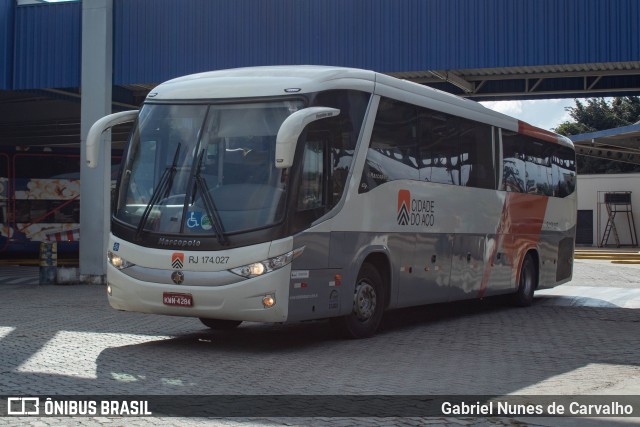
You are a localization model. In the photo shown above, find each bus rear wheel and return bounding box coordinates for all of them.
[199,318,243,330]
[512,253,537,307]
[332,263,385,339]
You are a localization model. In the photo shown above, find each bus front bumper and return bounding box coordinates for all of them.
[106,264,290,323]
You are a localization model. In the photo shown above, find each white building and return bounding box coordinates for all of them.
[576,173,640,247]
[570,124,640,248]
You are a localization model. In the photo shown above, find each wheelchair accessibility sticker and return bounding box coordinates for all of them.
[186,211,212,230]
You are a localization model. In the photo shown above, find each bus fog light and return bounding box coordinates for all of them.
[262,295,276,308]
[107,285,112,296]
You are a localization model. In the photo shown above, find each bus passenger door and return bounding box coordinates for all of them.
[449,235,487,300]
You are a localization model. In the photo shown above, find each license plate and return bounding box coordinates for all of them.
[163,292,193,307]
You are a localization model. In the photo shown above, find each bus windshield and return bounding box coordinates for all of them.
[114,100,305,236]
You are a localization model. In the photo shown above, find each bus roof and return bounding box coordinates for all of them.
[149,65,377,100]
[148,65,573,149]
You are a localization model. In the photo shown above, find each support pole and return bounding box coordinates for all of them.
[80,0,113,284]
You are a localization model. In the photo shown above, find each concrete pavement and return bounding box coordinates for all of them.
[0,258,638,426]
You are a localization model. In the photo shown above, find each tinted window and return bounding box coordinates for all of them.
[298,140,324,211]
[361,98,496,191]
[310,90,370,208]
[501,129,576,198]
[458,121,495,189]
[554,146,576,197]
[525,140,552,196]
[116,101,304,235]
[360,98,418,192]
[501,131,526,193]
[418,109,458,185]
[419,110,494,188]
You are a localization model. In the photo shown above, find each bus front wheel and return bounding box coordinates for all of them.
[199,318,243,330]
[512,253,537,307]
[332,263,385,339]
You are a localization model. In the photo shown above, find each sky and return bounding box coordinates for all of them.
[480,99,575,131]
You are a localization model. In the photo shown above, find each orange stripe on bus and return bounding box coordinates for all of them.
[517,121,559,144]
[479,193,548,297]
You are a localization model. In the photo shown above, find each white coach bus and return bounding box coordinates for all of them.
[87,66,576,338]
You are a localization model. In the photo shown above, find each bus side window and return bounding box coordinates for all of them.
[458,121,494,189]
[418,110,456,186]
[297,140,325,211]
[501,130,526,193]
[360,97,418,192]
[555,146,576,197]
[418,109,494,189]
[500,130,577,198]
[311,90,370,207]
[524,141,553,196]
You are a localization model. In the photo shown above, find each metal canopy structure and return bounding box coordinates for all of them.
[569,124,640,166]
[3,0,640,98]
[392,62,640,101]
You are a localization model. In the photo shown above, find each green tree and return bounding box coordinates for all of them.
[554,97,640,174]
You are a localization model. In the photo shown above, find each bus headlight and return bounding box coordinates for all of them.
[230,246,304,278]
[107,251,135,270]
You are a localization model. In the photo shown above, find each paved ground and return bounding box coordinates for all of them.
[0,259,638,426]
[538,259,640,308]
[0,265,39,286]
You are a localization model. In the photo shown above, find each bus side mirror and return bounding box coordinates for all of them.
[275,107,340,169]
[86,110,139,168]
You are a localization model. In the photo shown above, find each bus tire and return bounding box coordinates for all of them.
[199,318,243,330]
[332,263,385,339]
[512,253,537,307]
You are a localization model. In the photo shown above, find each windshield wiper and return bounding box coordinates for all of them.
[192,149,229,246]
[135,143,181,239]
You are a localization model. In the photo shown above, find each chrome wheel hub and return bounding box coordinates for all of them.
[353,281,376,321]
